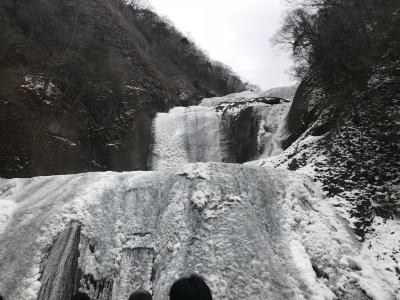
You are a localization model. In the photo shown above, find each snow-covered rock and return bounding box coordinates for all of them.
[199,91,258,107]
[259,84,299,100]
[199,85,298,108]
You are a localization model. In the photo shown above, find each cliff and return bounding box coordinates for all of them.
[0,0,247,178]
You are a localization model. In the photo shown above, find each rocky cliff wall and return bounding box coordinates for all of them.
[0,0,246,178]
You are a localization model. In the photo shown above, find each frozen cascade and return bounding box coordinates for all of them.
[0,91,396,299]
[150,107,222,170]
[256,103,291,158]
[0,164,390,300]
[200,91,293,160]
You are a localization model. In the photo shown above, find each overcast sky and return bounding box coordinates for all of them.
[149,0,295,90]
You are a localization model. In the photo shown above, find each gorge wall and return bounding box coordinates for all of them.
[0,0,248,178]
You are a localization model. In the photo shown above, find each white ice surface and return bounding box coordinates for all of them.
[0,164,394,299]
[150,107,222,171]
[254,102,291,158]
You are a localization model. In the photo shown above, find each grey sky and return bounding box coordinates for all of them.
[149,0,295,90]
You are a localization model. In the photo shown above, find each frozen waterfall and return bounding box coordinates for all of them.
[0,91,396,300]
[0,164,389,300]
[150,106,222,170]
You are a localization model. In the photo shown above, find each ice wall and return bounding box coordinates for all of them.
[0,164,385,300]
[150,107,222,170]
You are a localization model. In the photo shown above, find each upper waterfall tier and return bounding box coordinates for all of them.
[149,95,293,170]
[150,107,222,170]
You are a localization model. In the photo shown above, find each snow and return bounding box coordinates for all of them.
[247,123,400,299]
[125,85,144,92]
[276,172,368,299]
[177,163,212,181]
[358,218,400,298]
[21,75,61,99]
[259,84,299,100]
[199,85,298,107]
[52,136,78,146]
[21,75,46,91]
[247,129,327,172]
[199,91,257,107]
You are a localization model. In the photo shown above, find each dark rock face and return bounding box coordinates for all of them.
[0,0,245,178]
[282,79,316,149]
[38,222,81,300]
[282,78,337,149]
[220,107,259,163]
[0,72,160,177]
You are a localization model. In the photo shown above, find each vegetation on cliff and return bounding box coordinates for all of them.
[0,0,249,178]
[275,0,400,237]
